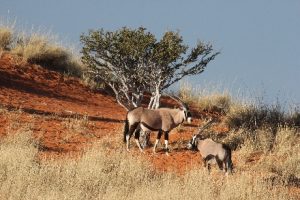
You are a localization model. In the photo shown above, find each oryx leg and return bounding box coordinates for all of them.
[203,158,211,174]
[134,127,144,152]
[126,122,139,151]
[216,156,224,172]
[224,155,231,176]
[153,130,163,153]
[204,155,215,174]
[224,162,229,176]
[207,163,212,174]
[164,131,170,155]
[224,161,228,173]
[225,156,233,175]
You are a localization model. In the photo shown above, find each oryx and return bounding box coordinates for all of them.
[187,120,233,175]
[123,95,192,154]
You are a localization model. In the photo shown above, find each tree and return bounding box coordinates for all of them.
[81,27,219,110]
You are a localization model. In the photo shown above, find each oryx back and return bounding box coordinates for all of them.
[127,107,144,125]
[140,109,162,131]
[189,137,233,174]
[198,139,227,161]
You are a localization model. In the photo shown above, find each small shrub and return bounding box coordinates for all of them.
[221,129,248,150]
[196,93,232,114]
[0,27,13,50]
[179,83,233,114]
[285,108,300,128]
[226,103,285,131]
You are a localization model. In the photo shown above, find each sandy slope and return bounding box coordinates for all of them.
[0,53,226,173]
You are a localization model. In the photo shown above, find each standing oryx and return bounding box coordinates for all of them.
[123,96,192,154]
[187,120,233,175]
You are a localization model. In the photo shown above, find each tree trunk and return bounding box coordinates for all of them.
[148,86,161,109]
[148,96,155,109]
[152,93,161,109]
[132,92,143,108]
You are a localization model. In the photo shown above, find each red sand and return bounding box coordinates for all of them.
[0,53,226,173]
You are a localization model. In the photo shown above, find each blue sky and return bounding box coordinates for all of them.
[1,0,300,105]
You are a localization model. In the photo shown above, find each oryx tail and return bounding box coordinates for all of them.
[124,117,129,143]
[222,144,233,172]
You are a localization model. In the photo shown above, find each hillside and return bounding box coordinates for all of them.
[0,52,214,173]
[0,52,299,199]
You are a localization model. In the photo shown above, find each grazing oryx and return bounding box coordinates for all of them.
[123,96,192,154]
[187,121,233,175]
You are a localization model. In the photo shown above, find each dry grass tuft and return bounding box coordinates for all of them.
[0,127,157,200]
[12,33,84,77]
[0,27,13,50]
[286,107,300,128]
[196,93,232,114]
[0,19,85,77]
[179,83,233,114]
[62,114,91,134]
[226,103,285,131]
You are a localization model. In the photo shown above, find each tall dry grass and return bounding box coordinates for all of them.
[0,127,156,200]
[0,27,12,50]
[12,33,83,77]
[0,21,13,59]
[0,19,15,51]
[179,82,300,131]
[179,82,233,114]
[226,102,286,131]
[0,120,297,200]
[178,83,299,197]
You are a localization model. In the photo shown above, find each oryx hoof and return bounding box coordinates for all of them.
[164,149,170,156]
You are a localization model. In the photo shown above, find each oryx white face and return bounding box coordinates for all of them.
[183,109,192,124]
[187,135,197,150]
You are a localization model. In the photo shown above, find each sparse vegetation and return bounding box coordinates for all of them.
[0,18,299,200]
[0,122,297,200]
[179,83,233,114]
[226,102,285,131]
[179,84,300,198]
[0,26,12,50]
[0,21,84,77]
[12,34,83,77]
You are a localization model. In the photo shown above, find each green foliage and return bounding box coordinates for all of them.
[81,27,219,109]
